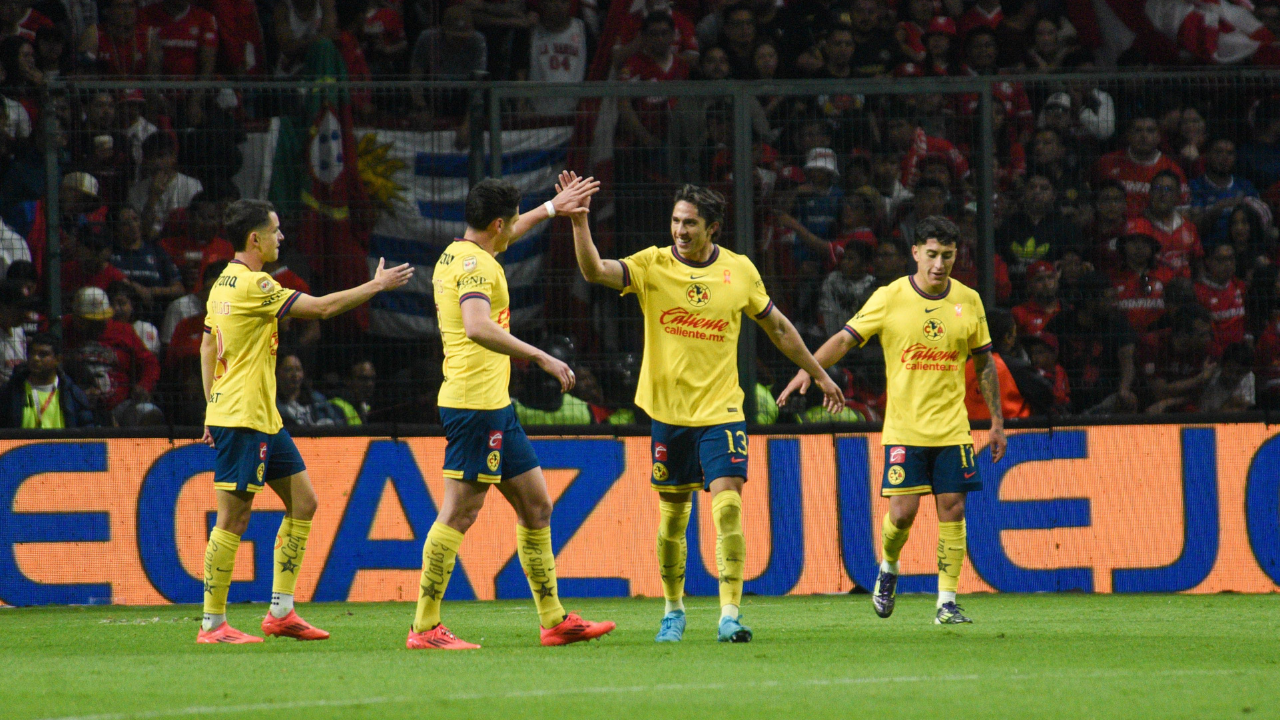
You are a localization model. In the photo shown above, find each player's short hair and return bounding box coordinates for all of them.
[27,332,61,356]
[464,178,521,231]
[224,199,275,252]
[672,184,726,235]
[913,215,959,246]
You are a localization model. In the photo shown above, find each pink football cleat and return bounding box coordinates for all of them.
[540,612,616,646]
[261,610,330,640]
[406,624,481,650]
[196,622,263,644]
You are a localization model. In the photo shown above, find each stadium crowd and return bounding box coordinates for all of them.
[0,0,1279,428]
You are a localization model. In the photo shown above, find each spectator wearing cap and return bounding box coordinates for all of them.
[1024,332,1071,413]
[96,0,149,76]
[1045,271,1139,414]
[128,133,203,241]
[1094,116,1189,219]
[0,332,95,428]
[1124,169,1203,278]
[1195,243,1248,348]
[0,279,27,384]
[62,286,159,414]
[913,16,958,77]
[818,239,875,338]
[109,205,185,313]
[1012,260,1064,338]
[777,147,844,274]
[996,174,1082,296]
[107,280,160,356]
[61,220,127,309]
[1139,304,1219,414]
[22,171,109,278]
[1189,138,1261,248]
[964,308,1052,420]
[1109,232,1176,333]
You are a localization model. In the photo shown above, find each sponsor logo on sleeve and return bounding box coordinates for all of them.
[258,277,273,293]
[463,256,477,272]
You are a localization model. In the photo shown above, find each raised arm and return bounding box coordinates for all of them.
[459,298,575,391]
[757,309,845,413]
[972,350,1007,462]
[286,258,413,320]
[569,206,626,290]
[507,174,600,243]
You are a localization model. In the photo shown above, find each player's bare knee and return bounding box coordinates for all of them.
[889,504,918,528]
[217,511,251,536]
[518,497,553,529]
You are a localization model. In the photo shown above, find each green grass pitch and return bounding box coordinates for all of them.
[4,594,1278,720]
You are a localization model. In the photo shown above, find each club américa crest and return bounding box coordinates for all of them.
[922,318,946,341]
[686,282,711,307]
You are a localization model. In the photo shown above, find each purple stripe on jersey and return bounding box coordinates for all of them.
[202,324,212,335]
[842,325,865,344]
[670,244,720,268]
[753,300,775,320]
[620,260,632,289]
[971,343,993,354]
[460,292,491,305]
[228,259,250,267]
[275,290,301,318]
[909,275,951,300]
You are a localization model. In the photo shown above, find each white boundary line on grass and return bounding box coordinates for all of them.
[30,668,1267,720]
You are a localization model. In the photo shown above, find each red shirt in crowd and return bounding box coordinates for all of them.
[1012,299,1061,338]
[201,0,265,74]
[1110,265,1176,332]
[61,261,128,304]
[1037,364,1071,408]
[1124,214,1203,277]
[160,234,234,289]
[139,3,219,76]
[166,312,206,367]
[1194,276,1247,347]
[14,7,53,40]
[958,4,1002,37]
[900,127,971,187]
[364,7,406,49]
[1094,150,1189,218]
[61,316,161,411]
[619,53,689,139]
[1256,318,1280,401]
[613,9,698,59]
[97,25,151,75]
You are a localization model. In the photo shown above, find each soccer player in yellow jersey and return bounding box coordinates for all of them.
[779,216,1008,625]
[568,179,843,643]
[197,200,413,644]
[406,177,617,650]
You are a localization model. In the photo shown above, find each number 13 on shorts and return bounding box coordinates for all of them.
[724,430,748,455]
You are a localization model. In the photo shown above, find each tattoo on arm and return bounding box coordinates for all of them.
[978,355,1003,422]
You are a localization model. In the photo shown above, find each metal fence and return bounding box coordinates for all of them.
[17,69,1279,428]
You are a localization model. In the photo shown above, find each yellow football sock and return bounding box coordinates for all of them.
[937,520,966,596]
[711,491,745,617]
[882,512,911,564]
[202,527,240,616]
[412,522,464,633]
[517,525,567,629]
[272,518,311,596]
[656,499,691,613]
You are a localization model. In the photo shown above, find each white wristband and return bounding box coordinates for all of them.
[543,200,556,218]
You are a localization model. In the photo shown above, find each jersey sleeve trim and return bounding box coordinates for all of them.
[275,289,301,317]
[971,342,993,354]
[459,292,491,304]
[842,325,865,344]
[202,323,212,334]
[619,260,632,290]
[753,300,775,320]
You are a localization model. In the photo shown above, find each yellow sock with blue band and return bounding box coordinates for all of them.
[657,499,691,614]
[711,491,745,620]
[516,524,567,629]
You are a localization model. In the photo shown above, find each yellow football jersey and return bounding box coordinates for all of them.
[204,260,300,434]
[434,240,512,411]
[845,276,992,447]
[621,244,773,426]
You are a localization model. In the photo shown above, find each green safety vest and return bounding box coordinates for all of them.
[796,405,865,424]
[513,395,594,425]
[755,383,778,425]
[329,397,362,426]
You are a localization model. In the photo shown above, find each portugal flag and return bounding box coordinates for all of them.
[295,39,374,331]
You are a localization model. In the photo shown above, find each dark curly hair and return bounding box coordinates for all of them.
[672,184,727,238]
[913,215,959,246]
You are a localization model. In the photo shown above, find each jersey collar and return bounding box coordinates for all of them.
[228,259,250,268]
[671,244,719,268]
[909,275,950,300]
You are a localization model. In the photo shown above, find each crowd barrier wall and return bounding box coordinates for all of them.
[2,423,1279,606]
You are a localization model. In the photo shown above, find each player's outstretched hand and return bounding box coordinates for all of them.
[372,257,414,291]
[535,352,576,393]
[553,170,599,216]
[201,425,215,447]
[815,373,845,414]
[988,425,1007,463]
[775,368,810,407]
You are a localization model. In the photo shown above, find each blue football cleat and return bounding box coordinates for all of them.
[655,610,685,642]
[935,601,973,625]
[872,568,898,618]
[717,615,752,643]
